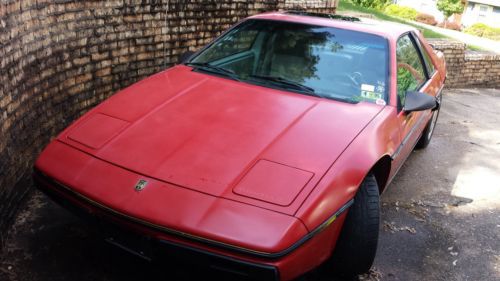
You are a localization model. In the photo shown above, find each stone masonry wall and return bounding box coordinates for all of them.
[279,0,338,12]
[0,0,336,248]
[428,39,500,88]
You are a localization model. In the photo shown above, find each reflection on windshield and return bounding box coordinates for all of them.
[190,19,389,104]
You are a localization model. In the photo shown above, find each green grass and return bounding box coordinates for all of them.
[467,44,484,51]
[337,1,446,39]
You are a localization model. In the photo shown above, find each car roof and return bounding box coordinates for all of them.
[248,11,417,41]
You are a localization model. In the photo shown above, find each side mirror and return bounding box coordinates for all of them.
[179,51,195,64]
[403,91,438,113]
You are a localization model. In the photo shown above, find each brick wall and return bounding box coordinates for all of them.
[279,0,338,12]
[428,39,500,88]
[0,0,336,248]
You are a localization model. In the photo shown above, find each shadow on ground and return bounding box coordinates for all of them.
[1,89,499,281]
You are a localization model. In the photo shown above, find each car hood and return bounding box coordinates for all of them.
[59,65,384,214]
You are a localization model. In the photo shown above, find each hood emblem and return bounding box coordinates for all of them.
[134,179,148,191]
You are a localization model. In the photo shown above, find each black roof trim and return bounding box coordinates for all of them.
[285,11,361,22]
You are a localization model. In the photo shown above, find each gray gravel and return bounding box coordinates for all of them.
[1,88,499,281]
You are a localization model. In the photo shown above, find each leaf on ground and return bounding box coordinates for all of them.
[358,267,382,281]
[383,221,417,234]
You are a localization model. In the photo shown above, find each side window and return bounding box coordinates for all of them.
[414,36,436,77]
[396,34,427,109]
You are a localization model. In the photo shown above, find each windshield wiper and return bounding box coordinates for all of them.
[249,74,321,98]
[185,62,240,81]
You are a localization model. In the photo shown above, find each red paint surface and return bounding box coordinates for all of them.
[233,160,314,206]
[68,113,129,149]
[35,12,446,280]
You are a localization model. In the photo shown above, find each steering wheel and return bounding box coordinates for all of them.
[330,73,362,89]
[350,72,363,86]
[323,73,363,100]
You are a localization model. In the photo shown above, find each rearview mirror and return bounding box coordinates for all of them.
[179,51,195,64]
[403,91,438,113]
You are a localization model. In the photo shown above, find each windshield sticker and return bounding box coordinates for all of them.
[375,98,386,106]
[360,90,383,100]
[361,84,375,92]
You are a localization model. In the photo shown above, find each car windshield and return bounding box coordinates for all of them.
[188,19,389,104]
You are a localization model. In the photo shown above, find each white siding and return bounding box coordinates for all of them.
[462,3,500,27]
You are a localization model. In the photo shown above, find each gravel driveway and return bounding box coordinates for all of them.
[1,88,499,281]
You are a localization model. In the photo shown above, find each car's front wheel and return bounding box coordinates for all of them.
[325,174,380,278]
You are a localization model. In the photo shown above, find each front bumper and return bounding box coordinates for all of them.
[34,170,279,281]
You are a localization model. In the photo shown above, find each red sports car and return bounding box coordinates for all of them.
[34,11,445,281]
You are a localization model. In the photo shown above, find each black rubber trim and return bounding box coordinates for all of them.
[433,85,444,111]
[156,239,279,280]
[34,169,353,259]
[391,112,427,160]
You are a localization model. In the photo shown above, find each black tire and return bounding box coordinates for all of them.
[415,94,442,149]
[325,174,380,278]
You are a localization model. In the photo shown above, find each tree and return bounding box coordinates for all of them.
[436,0,465,25]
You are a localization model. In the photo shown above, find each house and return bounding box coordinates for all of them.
[461,0,500,27]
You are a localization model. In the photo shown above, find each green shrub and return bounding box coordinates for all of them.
[464,23,500,41]
[464,23,489,36]
[384,4,418,20]
[415,13,437,26]
[351,0,391,10]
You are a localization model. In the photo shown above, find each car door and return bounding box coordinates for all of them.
[391,32,441,172]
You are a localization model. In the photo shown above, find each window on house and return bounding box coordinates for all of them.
[467,3,473,12]
[478,5,489,19]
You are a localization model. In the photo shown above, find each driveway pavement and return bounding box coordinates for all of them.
[1,88,499,281]
[370,88,500,280]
